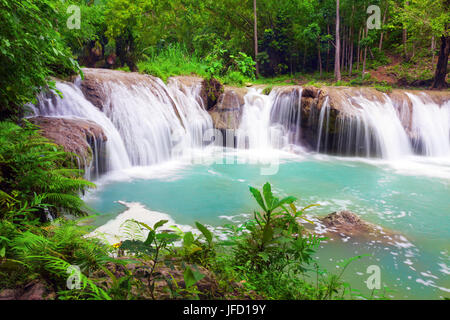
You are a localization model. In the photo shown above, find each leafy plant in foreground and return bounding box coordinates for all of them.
[0,121,95,223]
[233,182,323,273]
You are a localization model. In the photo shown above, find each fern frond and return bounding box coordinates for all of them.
[28,255,111,300]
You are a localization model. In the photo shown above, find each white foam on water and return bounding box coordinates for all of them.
[89,201,194,245]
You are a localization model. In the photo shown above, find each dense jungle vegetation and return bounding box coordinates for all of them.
[0,0,448,300]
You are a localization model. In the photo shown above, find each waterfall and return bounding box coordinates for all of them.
[96,77,211,166]
[236,88,274,150]
[407,93,450,157]
[34,69,449,177]
[238,86,449,160]
[237,87,304,151]
[335,93,413,159]
[34,73,213,177]
[34,82,132,172]
[316,96,330,153]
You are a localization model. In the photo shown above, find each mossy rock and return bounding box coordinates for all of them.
[201,77,224,110]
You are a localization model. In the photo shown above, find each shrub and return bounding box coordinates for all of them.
[0,121,95,223]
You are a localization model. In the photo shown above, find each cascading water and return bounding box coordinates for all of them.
[236,88,273,150]
[407,93,450,157]
[96,77,211,166]
[33,72,213,178]
[34,81,132,172]
[237,87,304,151]
[238,86,449,160]
[333,93,413,159]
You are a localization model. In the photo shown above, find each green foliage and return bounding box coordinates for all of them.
[374,84,393,93]
[0,121,95,223]
[229,52,256,80]
[138,44,208,82]
[0,0,80,121]
[232,183,321,273]
[0,218,113,299]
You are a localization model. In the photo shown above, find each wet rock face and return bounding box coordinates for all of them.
[29,116,107,168]
[208,88,247,131]
[201,78,224,111]
[207,87,248,147]
[80,68,165,111]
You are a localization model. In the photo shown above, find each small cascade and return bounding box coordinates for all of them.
[316,96,330,153]
[238,86,449,160]
[34,71,213,178]
[237,87,304,151]
[333,94,413,159]
[407,93,450,157]
[167,78,213,150]
[236,88,274,150]
[270,87,303,148]
[97,77,211,165]
[83,135,108,181]
[34,82,132,172]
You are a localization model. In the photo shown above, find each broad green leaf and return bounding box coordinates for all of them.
[136,221,153,231]
[183,267,197,288]
[155,232,180,243]
[183,231,194,247]
[195,222,212,244]
[277,196,297,208]
[263,183,274,210]
[249,186,267,212]
[183,266,205,288]
[144,230,155,246]
[153,219,168,230]
[189,246,202,254]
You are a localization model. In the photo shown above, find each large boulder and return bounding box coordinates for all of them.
[208,87,247,131]
[29,116,107,168]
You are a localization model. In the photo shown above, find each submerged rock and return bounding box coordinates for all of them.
[29,116,107,168]
[318,211,412,247]
[320,210,373,235]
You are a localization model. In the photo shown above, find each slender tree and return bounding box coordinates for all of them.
[431,35,450,89]
[334,0,341,81]
[253,0,260,77]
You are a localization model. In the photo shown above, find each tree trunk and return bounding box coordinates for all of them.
[318,40,322,76]
[253,0,260,77]
[334,0,341,81]
[326,24,330,73]
[379,5,388,51]
[341,25,345,73]
[362,27,368,79]
[349,27,354,76]
[431,36,436,64]
[431,35,450,89]
[403,1,409,58]
[357,28,361,70]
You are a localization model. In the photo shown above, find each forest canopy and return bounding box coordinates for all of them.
[0,0,449,119]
